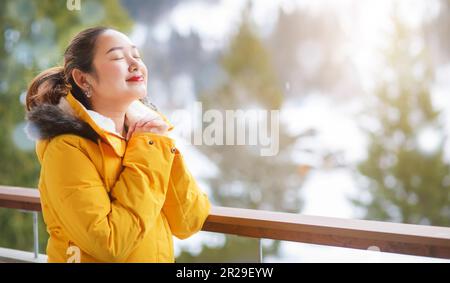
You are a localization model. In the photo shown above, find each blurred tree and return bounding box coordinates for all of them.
[425,0,450,66]
[143,30,222,109]
[355,14,450,226]
[122,0,224,110]
[122,0,219,24]
[176,6,310,262]
[0,0,132,253]
[268,7,360,99]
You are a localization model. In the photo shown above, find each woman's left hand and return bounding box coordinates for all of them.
[126,114,169,140]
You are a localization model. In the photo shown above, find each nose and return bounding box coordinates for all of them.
[128,62,138,73]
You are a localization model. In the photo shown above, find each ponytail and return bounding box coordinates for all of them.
[25,67,69,112]
[26,27,110,112]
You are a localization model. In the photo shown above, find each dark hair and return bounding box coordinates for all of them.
[26,26,109,111]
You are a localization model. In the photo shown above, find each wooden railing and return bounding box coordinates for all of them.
[1,185,450,260]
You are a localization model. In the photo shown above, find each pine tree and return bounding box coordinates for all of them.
[355,15,450,226]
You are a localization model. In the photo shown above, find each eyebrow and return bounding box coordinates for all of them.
[105,45,137,54]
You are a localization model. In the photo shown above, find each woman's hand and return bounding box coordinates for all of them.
[126,114,169,140]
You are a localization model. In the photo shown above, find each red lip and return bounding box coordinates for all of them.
[126,75,144,82]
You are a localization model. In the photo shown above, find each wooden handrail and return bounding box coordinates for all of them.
[0,186,41,211]
[1,185,450,259]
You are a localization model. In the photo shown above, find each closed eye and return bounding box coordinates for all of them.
[112,56,140,60]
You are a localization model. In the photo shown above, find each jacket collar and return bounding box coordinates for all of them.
[26,91,174,157]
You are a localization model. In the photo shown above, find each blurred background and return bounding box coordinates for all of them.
[0,0,449,262]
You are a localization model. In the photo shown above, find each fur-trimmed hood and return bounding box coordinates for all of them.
[26,98,101,142]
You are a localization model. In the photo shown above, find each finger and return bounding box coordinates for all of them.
[126,124,132,140]
[140,114,158,122]
[126,127,131,140]
[135,120,169,135]
[150,121,169,133]
[127,123,134,140]
[127,121,138,140]
[143,123,164,135]
[136,120,146,128]
[142,119,164,129]
[134,121,154,134]
[141,121,159,132]
[145,119,166,129]
[134,121,147,132]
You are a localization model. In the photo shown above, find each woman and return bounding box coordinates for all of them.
[24,27,211,263]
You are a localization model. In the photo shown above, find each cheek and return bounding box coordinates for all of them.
[139,62,148,80]
[95,61,126,86]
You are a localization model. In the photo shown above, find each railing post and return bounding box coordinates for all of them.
[257,238,263,263]
[33,212,39,259]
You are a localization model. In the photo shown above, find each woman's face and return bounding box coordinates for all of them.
[87,29,148,106]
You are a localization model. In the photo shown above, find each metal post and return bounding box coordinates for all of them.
[33,212,39,259]
[257,238,263,263]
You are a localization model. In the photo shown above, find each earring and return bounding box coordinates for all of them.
[84,84,92,98]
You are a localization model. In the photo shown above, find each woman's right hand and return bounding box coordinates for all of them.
[126,114,170,140]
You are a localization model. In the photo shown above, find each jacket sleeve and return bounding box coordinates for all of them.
[43,133,175,262]
[162,148,211,239]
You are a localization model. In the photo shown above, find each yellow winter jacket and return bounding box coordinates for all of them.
[27,92,210,262]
